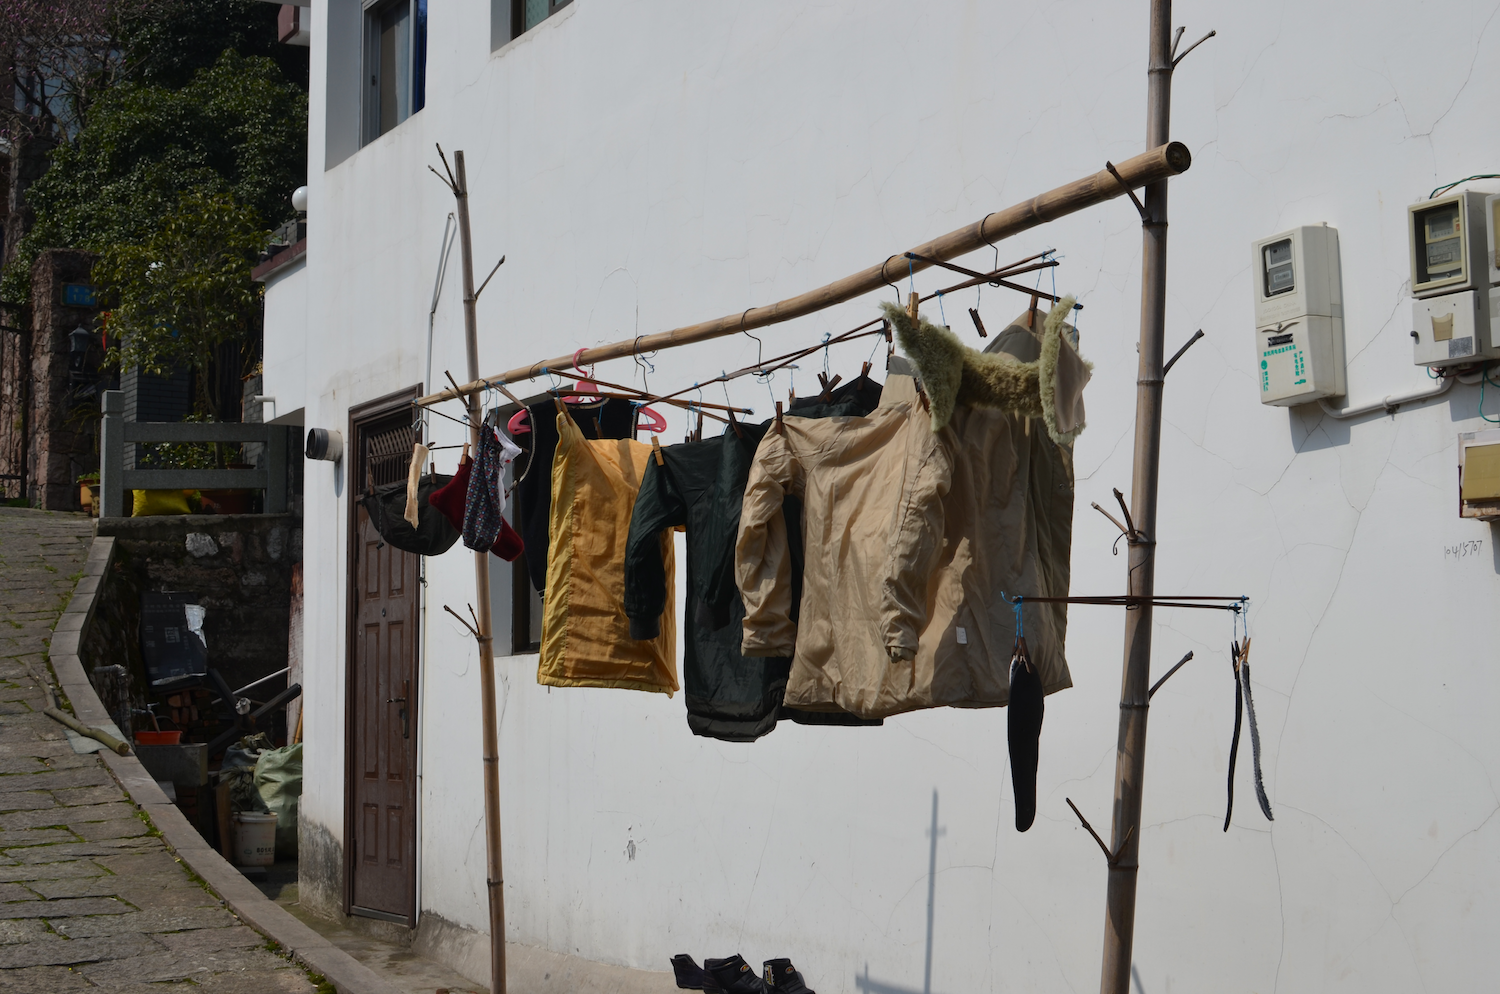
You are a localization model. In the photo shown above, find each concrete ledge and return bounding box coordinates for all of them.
[50,534,404,994]
[96,511,300,539]
[414,912,673,994]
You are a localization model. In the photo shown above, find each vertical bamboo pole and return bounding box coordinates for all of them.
[452,150,507,994]
[1099,3,1173,992]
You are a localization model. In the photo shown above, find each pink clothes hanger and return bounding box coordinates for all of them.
[507,349,669,436]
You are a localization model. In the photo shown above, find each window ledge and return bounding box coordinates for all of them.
[491,1,577,60]
[252,239,307,282]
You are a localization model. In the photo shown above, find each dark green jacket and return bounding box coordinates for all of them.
[623,378,883,742]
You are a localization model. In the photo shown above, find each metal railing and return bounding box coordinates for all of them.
[98,389,288,518]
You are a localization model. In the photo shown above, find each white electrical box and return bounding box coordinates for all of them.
[1412,288,1500,366]
[1408,192,1491,298]
[1252,224,1346,406]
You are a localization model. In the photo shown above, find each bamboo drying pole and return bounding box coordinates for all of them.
[417,142,1190,407]
[1098,2,1183,991]
[422,89,1197,994]
[448,150,508,994]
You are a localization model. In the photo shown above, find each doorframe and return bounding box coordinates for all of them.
[343,384,422,924]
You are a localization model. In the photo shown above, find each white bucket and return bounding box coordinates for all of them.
[232,811,279,866]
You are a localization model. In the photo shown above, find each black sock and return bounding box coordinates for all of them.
[1008,639,1045,832]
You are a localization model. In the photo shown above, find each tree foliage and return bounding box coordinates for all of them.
[3,49,306,303]
[93,189,264,424]
[121,0,307,91]
[0,0,154,143]
[21,50,306,256]
[0,0,304,143]
[1,1,309,424]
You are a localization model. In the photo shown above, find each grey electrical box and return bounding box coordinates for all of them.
[1409,191,1500,367]
[1252,224,1346,406]
[1409,192,1491,298]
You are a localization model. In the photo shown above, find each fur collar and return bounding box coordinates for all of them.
[881,296,1090,445]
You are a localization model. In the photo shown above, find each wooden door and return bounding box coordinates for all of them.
[347,409,419,924]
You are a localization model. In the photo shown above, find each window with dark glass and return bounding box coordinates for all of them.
[514,0,571,38]
[363,0,427,145]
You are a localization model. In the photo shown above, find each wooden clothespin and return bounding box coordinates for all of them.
[774,401,784,436]
[817,372,841,404]
[969,307,989,338]
[694,410,703,442]
[1027,292,1041,329]
[908,290,920,326]
[727,407,743,439]
[461,440,470,461]
[651,435,664,467]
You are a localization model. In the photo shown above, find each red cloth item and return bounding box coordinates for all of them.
[428,456,472,529]
[429,456,524,561]
[492,518,524,561]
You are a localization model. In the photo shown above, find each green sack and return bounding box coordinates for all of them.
[254,742,303,859]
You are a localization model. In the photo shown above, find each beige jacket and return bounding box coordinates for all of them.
[735,386,1074,719]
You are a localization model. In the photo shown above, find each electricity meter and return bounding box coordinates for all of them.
[1252,224,1346,406]
[1409,191,1500,367]
[1408,192,1491,297]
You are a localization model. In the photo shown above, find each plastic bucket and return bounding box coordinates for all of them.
[231,812,278,866]
[134,730,181,746]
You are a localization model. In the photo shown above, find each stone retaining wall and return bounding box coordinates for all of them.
[88,513,301,694]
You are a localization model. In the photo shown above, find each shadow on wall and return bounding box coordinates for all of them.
[854,789,945,994]
[1287,385,1476,453]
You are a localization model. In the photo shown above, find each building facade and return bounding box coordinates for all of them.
[266,2,1500,990]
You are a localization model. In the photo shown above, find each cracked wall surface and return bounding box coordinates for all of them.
[273,1,1500,991]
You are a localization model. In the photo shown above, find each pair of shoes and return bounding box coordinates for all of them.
[671,954,816,994]
[763,957,816,993]
[706,955,767,993]
[672,953,723,991]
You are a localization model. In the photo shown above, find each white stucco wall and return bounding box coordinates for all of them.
[283,1,1500,990]
[261,259,307,423]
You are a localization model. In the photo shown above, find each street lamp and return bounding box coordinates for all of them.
[69,325,92,373]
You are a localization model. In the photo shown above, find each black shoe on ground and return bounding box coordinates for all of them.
[705,954,768,993]
[671,954,722,992]
[763,958,816,993]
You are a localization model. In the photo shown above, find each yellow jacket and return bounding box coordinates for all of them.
[539,406,678,694]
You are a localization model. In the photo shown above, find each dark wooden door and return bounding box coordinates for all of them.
[348,413,419,924]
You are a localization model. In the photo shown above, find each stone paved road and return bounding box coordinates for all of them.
[0,508,317,993]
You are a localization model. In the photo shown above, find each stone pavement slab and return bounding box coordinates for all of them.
[0,510,317,993]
